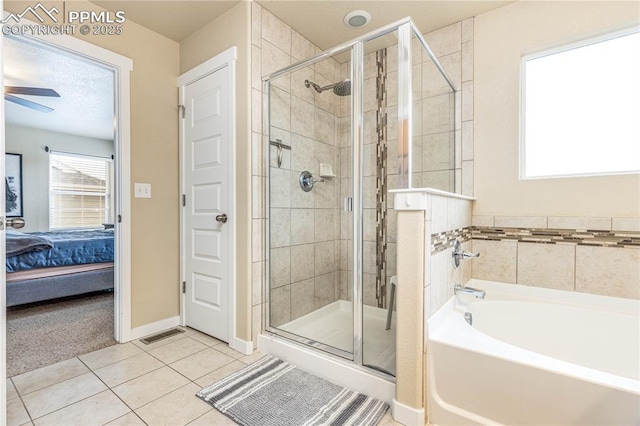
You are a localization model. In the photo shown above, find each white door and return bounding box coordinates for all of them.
[182,65,231,342]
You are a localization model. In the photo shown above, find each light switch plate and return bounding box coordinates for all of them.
[134,183,151,198]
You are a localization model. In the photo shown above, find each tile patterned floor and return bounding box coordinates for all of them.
[7,327,400,425]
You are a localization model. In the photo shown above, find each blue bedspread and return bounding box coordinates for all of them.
[6,229,114,273]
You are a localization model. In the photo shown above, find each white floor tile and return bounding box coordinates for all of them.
[21,372,107,420]
[193,361,247,388]
[12,358,89,396]
[169,348,236,381]
[135,383,212,426]
[238,351,266,365]
[148,337,208,364]
[32,390,129,426]
[211,344,245,359]
[7,378,19,401]
[105,411,147,425]
[7,398,31,426]
[79,342,143,370]
[187,330,225,347]
[187,408,238,425]
[94,352,165,388]
[111,366,190,410]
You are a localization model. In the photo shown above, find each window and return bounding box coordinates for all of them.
[521,28,640,179]
[49,152,113,229]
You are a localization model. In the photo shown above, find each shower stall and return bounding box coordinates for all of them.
[263,18,456,379]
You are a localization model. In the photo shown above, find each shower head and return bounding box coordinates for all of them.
[332,80,351,96]
[304,79,351,96]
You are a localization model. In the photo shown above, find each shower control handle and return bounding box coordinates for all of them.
[452,240,480,268]
[299,171,324,192]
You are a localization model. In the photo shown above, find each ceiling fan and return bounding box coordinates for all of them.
[4,86,60,113]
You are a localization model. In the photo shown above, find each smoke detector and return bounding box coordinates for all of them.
[343,10,371,29]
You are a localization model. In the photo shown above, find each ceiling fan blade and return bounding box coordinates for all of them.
[4,86,60,97]
[4,94,55,113]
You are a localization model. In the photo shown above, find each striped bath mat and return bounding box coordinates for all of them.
[196,355,389,426]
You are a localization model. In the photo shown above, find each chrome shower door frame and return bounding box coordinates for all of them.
[262,17,457,377]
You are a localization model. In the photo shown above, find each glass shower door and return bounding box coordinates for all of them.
[266,50,355,359]
[359,31,399,376]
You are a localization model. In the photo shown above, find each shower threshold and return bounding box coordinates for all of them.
[278,300,396,376]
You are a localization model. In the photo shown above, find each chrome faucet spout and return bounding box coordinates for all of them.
[454,284,486,299]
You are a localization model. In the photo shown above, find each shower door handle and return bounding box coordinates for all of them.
[343,197,353,212]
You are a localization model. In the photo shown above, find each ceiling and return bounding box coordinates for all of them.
[257,1,515,50]
[89,0,515,46]
[90,1,240,42]
[3,1,515,139]
[4,36,115,140]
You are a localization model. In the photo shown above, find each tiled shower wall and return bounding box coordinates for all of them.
[342,20,477,310]
[469,216,640,299]
[419,19,474,196]
[251,3,344,332]
[251,4,477,346]
[424,194,474,319]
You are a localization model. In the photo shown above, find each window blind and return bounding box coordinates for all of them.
[49,152,113,229]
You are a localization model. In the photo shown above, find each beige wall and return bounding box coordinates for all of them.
[5,0,181,328]
[180,1,253,341]
[5,124,114,233]
[474,1,640,218]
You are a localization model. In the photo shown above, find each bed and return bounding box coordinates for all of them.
[6,229,115,307]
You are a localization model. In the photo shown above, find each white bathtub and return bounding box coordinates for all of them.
[427,279,640,425]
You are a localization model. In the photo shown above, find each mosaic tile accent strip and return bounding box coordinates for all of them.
[472,227,640,249]
[431,226,640,254]
[431,228,473,254]
[375,48,389,309]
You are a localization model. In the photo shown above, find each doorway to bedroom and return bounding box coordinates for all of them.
[4,36,118,377]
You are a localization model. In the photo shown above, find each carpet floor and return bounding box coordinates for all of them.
[7,291,116,377]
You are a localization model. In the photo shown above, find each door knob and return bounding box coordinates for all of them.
[6,217,26,229]
[216,214,228,223]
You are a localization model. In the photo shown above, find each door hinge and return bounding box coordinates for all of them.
[182,281,186,294]
[178,104,185,119]
[182,194,186,207]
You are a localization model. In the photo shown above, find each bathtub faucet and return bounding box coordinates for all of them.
[454,284,486,299]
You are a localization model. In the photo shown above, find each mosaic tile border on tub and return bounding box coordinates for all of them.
[471,226,640,249]
[431,226,640,254]
[431,227,473,254]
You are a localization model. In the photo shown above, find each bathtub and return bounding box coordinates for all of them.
[427,279,640,425]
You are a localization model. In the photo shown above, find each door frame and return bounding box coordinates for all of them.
[1,12,132,422]
[0,15,134,342]
[178,47,239,350]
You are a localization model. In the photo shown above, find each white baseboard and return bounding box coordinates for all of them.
[129,316,180,341]
[231,337,253,355]
[392,398,425,426]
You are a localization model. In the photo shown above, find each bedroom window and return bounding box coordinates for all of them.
[521,28,640,179]
[49,152,113,229]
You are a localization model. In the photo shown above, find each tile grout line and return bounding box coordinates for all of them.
[10,376,35,425]
[76,356,148,425]
[12,330,248,425]
[80,341,147,372]
[26,368,109,423]
[93,335,221,424]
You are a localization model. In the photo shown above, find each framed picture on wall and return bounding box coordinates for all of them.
[5,153,23,217]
